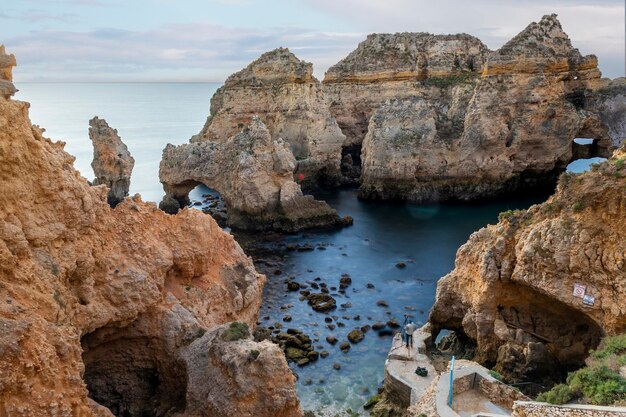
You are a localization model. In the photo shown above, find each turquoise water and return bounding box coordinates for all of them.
[257,189,548,414]
[17,83,568,415]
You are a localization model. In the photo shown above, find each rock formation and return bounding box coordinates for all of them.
[160,116,349,232]
[0,45,17,99]
[89,117,135,207]
[429,146,626,382]
[323,32,489,146]
[193,48,345,190]
[0,50,301,417]
[323,15,621,202]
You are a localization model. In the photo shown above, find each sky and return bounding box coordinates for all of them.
[2,0,625,82]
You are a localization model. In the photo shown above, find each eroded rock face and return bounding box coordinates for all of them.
[586,77,626,147]
[429,147,626,382]
[182,324,300,417]
[325,15,617,202]
[0,45,17,98]
[0,55,301,416]
[194,48,345,190]
[89,117,135,207]
[323,33,489,147]
[160,117,347,232]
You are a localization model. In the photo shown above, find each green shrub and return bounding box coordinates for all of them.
[591,334,626,360]
[572,202,584,212]
[536,384,574,405]
[567,365,626,405]
[559,171,576,188]
[614,158,625,169]
[222,321,250,341]
[488,370,503,381]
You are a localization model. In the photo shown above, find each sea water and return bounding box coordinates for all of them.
[17,83,593,415]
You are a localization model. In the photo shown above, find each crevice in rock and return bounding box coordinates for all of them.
[340,143,362,186]
[81,321,188,417]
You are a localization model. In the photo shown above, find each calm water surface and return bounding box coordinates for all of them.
[17,83,591,415]
[16,82,220,201]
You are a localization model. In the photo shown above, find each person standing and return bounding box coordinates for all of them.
[405,321,417,347]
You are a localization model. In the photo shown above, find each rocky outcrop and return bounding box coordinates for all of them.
[160,116,349,232]
[0,45,17,99]
[89,117,135,207]
[323,33,489,147]
[0,53,301,417]
[324,15,617,202]
[429,147,626,382]
[194,48,345,190]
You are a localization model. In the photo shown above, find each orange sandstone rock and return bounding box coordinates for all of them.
[0,46,301,417]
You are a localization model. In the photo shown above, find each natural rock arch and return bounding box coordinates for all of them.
[159,118,349,232]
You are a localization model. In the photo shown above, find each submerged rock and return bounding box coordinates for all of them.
[307,293,337,312]
[89,117,135,207]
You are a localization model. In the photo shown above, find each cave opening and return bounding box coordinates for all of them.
[567,137,607,173]
[340,143,362,186]
[81,322,188,417]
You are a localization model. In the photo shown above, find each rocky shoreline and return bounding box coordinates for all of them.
[2,11,625,417]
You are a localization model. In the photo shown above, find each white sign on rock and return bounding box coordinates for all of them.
[573,283,586,298]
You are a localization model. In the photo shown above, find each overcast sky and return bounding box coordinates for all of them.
[2,0,624,82]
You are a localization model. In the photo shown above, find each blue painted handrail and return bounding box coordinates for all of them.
[448,356,455,406]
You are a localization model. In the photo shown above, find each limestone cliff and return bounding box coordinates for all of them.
[324,15,619,202]
[0,51,301,417]
[160,116,349,232]
[429,147,626,382]
[323,32,488,146]
[89,117,135,207]
[194,48,345,190]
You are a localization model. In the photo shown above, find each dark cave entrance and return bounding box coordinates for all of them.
[81,321,188,417]
[340,143,362,186]
[430,282,604,389]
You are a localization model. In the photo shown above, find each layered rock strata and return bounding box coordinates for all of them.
[429,146,626,382]
[323,15,618,202]
[160,117,348,232]
[89,117,135,207]
[0,51,301,417]
[193,48,345,190]
[323,32,489,147]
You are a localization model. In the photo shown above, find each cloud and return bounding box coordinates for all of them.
[302,0,625,78]
[6,23,361,82]
[0,8,80,23]
[4,1,624,81]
